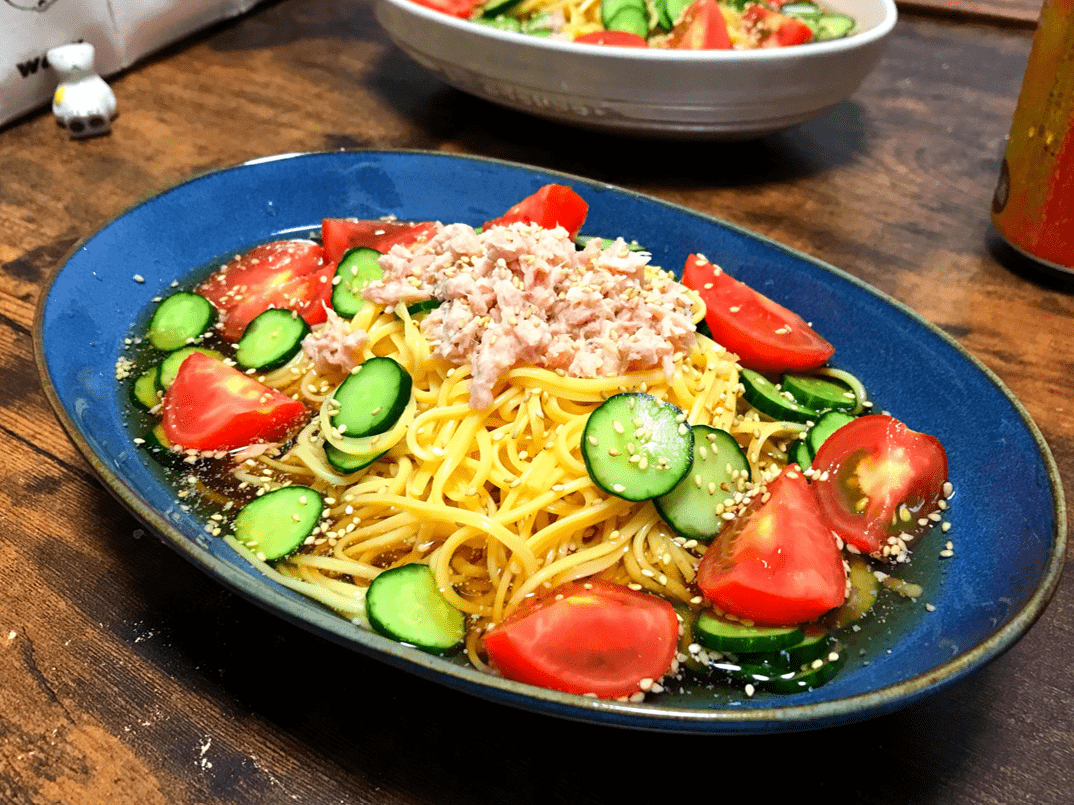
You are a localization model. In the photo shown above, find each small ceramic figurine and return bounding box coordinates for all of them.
[47,42,116,138]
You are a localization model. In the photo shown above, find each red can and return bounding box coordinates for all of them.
[992,0,1074,271]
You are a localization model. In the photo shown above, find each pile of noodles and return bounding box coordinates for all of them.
[222,293,812,668]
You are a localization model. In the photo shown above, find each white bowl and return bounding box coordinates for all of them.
[375,0,896,138]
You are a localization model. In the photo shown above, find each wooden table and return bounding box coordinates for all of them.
[3,1,1071,803]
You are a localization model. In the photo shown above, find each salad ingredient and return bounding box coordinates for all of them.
[739,367,822,423]
[158,345,225,390]
[234,486,324,561]
[321,219,436,266]
[741,4,813,47]
[483,184,589,240]
[329,357,414,438]
[331,246,384,318]
[196,240,333,341]
[654,424,751,541]
[160,351,310,450]
[682,253,835,373]
[781,371,858,413]
[601,0,649,38]
[234,307,311,371]
[575,30,649,45]
[147,291,216,351]
[666,0,733,49]
[809,414,949,557]
[367,564,468,654]
[411,0,482,17]
[805,409,856,457]
[581,392,695,501]
[696,465,847,625]
[482,579,680,698]
[693,611,804,653]
[129,365,162,411]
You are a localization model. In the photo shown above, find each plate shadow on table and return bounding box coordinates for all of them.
[79,488,998,805]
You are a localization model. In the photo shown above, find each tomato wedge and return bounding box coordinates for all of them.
[161,352,310,451]
[696,466,847,625]
[409,0,480,17]
[682,253,834,373]
[575,31,649,47]
[809,415,949,557]
[741,5,814,48]
[196,240,333,341]
[667,0,733,50]
[482,579,679,698]
[321,219,437,267]
[484,184,589,241]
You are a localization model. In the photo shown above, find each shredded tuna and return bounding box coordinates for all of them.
[302,306,370,375]
[363,222,697,409]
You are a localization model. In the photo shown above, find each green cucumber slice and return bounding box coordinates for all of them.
[581,392,694,501]
[781,372,857,413]
[811,12,856,40]
[233,486,324,561]
[329,357,413,438]
[158,346,225,390]
[740,368,821,424]
[129,365,162,411]
[694,611,804,654]
[790,437,812,471]
[331,246,383,318]
[235,307,310,371]
[147,291,216,352]
[366,564,466,654]
[806,410,856,457]
[601,0,649,36]
[654,425,750,542]
[324,442,386,474]
[730,645,845,694]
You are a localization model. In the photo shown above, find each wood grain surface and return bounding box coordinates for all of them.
[2,2,1071,804]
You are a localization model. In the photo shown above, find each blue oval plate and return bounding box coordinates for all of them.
[34,150,1065,734]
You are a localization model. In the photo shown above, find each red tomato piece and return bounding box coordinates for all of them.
[196,240,332,341]
[482,579,680,698]
[574,30,649,47]
[408,0,480,17]
[682,254,834,373]
[809,415,949,557]
[667,0,733,50]
[484,184,589,241]
[321,219,438,267]
[696,466,847,625]
[741,5,814,48]
[161,352,310,451]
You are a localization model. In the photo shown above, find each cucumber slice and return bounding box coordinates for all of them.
[601,0,649,36]
[324,442,385,474]
[129,365,162,411]
[790,437,812,471]
[235,308,310,371]
[405,299,442,316]
[475,15,522,31]
[330,357,413,438]
[147,291,216,352]
[656,0,692,28]
[781,372,857,413]
[767,626,836,668]
[366,564,466,654]
[779,1,821,14]
[233,486,323,561]
[482,0,523,15]
[806,410,856,457]
[331,246,383,318]
[581,392,694,501]
[730,646,845,694]
[654,425,750,542]
[140,422,179,465]
[694,610,804,654]
[158,346,225,390]
[574,235,645,252]
[740,368,821,424]
[811,12,856,40]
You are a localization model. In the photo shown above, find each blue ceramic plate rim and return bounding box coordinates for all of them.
[34,150,1066,734]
